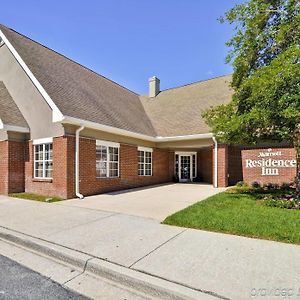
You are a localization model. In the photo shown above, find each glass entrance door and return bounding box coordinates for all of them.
[179,155,191,182]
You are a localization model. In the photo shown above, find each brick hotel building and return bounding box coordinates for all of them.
[0,25,296,199]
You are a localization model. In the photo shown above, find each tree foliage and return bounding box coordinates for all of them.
[203,0,300,196]
[221,0,300,89]
[204,46,300,145]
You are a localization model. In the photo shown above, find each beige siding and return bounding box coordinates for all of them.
[0,44,64,139]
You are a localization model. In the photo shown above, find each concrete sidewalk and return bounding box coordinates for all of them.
[0,195,300,299]
[60,183,223,221]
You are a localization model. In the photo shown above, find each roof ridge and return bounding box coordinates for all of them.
[0,24,140,96]
[160,74,232,93]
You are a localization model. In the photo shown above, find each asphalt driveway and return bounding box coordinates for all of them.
[60,183,224,221]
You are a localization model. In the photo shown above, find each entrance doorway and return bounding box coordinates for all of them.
[180,155,191,182]
[175,152,197,182]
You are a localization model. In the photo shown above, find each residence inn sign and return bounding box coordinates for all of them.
[242,148,297,185]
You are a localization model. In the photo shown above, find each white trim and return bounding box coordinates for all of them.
[0,119,29,133]
[175,151,197,155]
[212,136,218,188]
[0,29,64,122]
[96,140,120,148]
[33,137,53,145]
[177,153,197,182]
[138,146,153,153]
[33,143,53,179]
[60,116,213,143]
[156,133,213,141]
[75,126,84,199]
[96,142,120,178]
[138,149,153,176]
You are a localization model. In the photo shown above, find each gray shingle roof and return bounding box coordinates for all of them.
[140,75,233,136]
[0,81,28,128]
[0,25,157,137]
[0,24,233,138]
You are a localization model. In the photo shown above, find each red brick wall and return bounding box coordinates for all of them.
[197,147,213,184]
[25,137,71,199]
[212,144,228,187]
[77,138,173,196]
[0,140,25,194]
[0,141,9,194]
[8,141,26,193]
[241,147,296,186]
[24,136,173,198]
[228,146,243,185]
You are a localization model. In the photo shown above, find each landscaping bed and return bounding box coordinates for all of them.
[163,183,300,244]
[9,193,63,203]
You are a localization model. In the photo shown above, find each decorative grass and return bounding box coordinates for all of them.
[9,193,63,203]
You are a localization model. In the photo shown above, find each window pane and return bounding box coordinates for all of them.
[96,145,108,177]
[34,143,53,179]
[138,151,144,163]
[109,169,118,177]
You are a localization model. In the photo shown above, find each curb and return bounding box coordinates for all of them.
[0,227,219,300]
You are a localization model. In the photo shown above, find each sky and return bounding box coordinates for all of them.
[2,0,244,94]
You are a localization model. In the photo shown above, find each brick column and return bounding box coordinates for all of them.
[213,144,228,187]
[0,141,9,194]
[0,140,26,194]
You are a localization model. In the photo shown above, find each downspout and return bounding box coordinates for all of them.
[75,126,85,199]
[212,136,218,188]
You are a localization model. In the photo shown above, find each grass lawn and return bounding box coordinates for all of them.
[9,193,63,203]
[163,189,300,244]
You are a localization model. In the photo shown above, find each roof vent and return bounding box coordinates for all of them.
[149,76,160,98]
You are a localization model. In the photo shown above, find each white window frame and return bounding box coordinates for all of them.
[96,140,120,178]
[138,147,153,176]
[33,138,53,179]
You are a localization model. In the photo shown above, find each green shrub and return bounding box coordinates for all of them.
[264,199,300,210]
[251,181,261,189]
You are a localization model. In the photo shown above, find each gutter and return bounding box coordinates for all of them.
[212,136,218,188]
[75,126,85,199]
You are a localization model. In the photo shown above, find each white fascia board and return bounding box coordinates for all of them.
[96,139,120,148]
[60,116,214,143]
[33,137,53,145]
[156,133,213,141]
[60,116,158,142]
[138,146,153,152]
[0,30,64,123]
[0,118,29,133]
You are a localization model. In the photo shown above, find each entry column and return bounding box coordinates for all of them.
[213,144,228,187]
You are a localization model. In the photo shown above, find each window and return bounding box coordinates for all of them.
[96,141,119,178]
[138,147,153,176]
[34,142,53,179]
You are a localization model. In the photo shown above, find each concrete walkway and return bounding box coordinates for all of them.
[0,195,300,299]
[61,183,223,221]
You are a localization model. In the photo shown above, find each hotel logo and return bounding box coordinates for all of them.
[245,148,296,176]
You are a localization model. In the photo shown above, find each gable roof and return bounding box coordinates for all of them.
[0,81,28,128]
[140,75,233,136]
[0,24,233,139]
[0,24,157,137]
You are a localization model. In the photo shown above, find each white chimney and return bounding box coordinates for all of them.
[149,76,160,97]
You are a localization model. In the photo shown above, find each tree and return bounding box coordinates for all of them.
[203,0,300,198]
